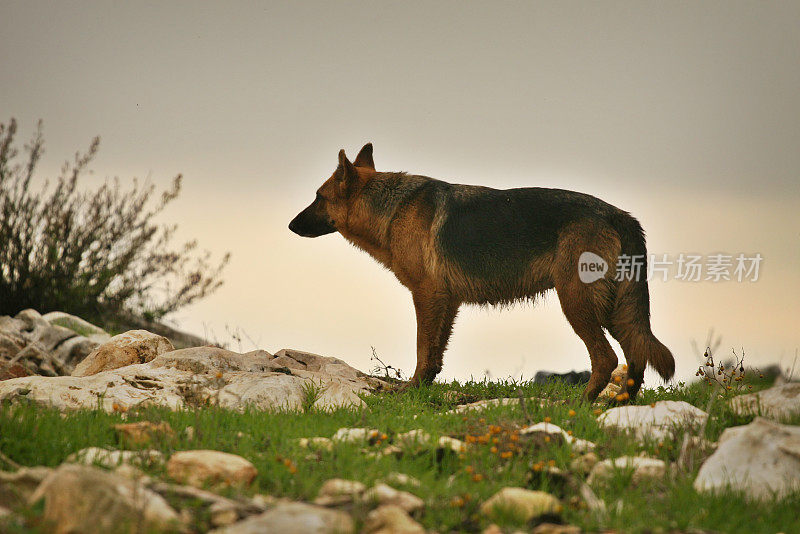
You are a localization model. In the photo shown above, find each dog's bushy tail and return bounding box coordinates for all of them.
[609,212,675,381]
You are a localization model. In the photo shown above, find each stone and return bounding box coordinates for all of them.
[569,452,600,476]
[332,427,381,443]
[729,382,800,419]
[297,437,334,451]
[0,467,52,508]
[72,330,174,377]
[166,450,257,489]
[438,436,468,454]
[42,311,111,343]
[0,344,385,412]
[382,472,421,488]
[314,478,366,506]
[598,400,708,441]
[363,505,425,534]
[115,421,174,445]
[0,309,101,377]
[361,483,424,513]
[66,447,164,469]
[479,487,561,522]
[534,370,591,385]
[210,501,354,534]
[694,417,800,500]
[520,422,595,452]
[587,456,667,485]
[28,464,179,534]
[531,523,582,534]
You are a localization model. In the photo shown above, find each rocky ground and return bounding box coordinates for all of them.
[0,309,799,533]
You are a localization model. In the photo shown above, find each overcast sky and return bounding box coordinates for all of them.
[2,1,798,384]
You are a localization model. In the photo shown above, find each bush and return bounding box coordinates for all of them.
[0,118,229,322]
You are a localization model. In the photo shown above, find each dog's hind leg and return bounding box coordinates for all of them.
[553,226,620,402]
[409,283,460,386]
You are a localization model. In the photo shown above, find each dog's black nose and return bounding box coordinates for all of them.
[288,220,297,233]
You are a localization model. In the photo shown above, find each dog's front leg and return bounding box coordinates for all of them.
[408,284,459,387]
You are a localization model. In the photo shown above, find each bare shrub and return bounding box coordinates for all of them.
[0,118,229,322]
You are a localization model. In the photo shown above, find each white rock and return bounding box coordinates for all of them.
[361,483,424,513]
[587,456,667,485]
[297,437,334,451]
[519,422,595,452]
[694,417,800,500]
[395,429,432,446]
[381,472,421,488]
[0,345,385,412]
[166,450,257,489]
[72,330,174,377]
[0,467,52,508]
[210,501,353,534]
[363,504,425,534]
[479,487,561,521]
[445,397,521,414]
[42,311,111,343]
[729,382,800,419]
[569,452,600,476]
[28,464,179,533]
[314,478,366,506]
[438,436,468,453]
[66,447,164,469]
[598,400,708,441]
[332,427,380,443]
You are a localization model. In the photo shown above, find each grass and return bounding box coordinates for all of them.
[1,376,798,533]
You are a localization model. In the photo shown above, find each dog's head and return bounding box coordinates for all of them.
[289,143,375,237]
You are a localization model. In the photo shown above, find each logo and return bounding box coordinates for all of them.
[578,252,608,283]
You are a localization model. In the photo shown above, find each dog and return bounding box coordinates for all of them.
[289,144,674,401]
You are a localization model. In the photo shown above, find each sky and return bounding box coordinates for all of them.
[1,1,798,385]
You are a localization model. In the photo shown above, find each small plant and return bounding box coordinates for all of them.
[370,346,405,381]
[300,380,325,413]
[696,347,755,396]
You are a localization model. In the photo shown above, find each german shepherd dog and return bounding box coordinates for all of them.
[289,144,674,401]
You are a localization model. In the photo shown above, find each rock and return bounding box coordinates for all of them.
[0,467,52,508]
[534,370,591,385]
[332,427,381,443]
[569,452,600,476]
[382,472,421,488]
[598,401,708,441]
[363,504,425,534]
[28,464,179,534]
[598,382,621,401]
[210,502,354,534]
[729,382,800,419]
[0,309,101,377]
[210,501,241,527]
[395,429,432,446]
[42,311,111,343]
[519,422,595,452]
[167,450,257,489]
[694,417,800,500]
[0,344,385,411]
[446,397,520,414]
[297,437,334,451]
[72,330,174,377]
[115,421,174,445]
[438,436,468,454]
[587,456,667,485]
[362,483,424,513]
[67,447,164,469]
[531,524,582,534]
[314,478,366,506]
[479,487,561,522]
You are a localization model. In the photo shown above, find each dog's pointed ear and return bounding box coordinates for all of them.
[353,142,375,170]
[337,149,357,190]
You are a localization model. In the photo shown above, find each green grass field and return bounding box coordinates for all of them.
[1,377,798,533]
